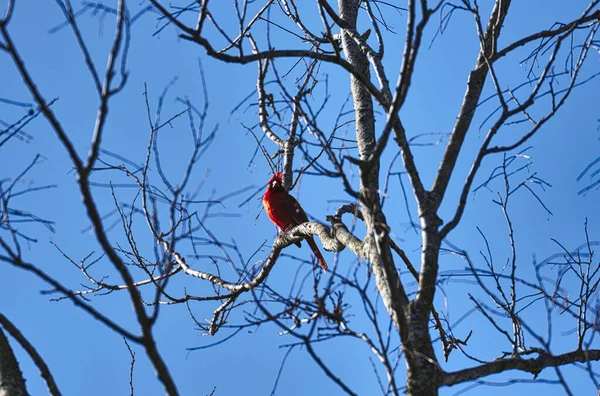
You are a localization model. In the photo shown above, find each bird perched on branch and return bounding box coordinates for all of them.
[262,172,328,272]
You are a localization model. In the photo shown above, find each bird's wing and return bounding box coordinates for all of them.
[279,194,309,248]
[286,195,310,226]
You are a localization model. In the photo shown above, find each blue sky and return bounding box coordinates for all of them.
[1,0,600,395]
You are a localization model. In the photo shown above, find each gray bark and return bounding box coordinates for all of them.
[338,0,409,339]
[336,0,455,392]
[0,326,28,396]
[337,0,441,394]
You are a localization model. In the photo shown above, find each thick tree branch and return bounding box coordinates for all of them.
[338,0,410,342]
[0,324,27,396]
[0,314,61,396]
[440,14,597,238]
[430,0,511,208]
[443,349,600,386]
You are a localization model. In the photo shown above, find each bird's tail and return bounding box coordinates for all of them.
[306,236,328,272]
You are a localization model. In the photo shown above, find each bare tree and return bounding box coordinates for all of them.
[1,0,600,395]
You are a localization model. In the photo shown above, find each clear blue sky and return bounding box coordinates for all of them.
[1,1,599,395]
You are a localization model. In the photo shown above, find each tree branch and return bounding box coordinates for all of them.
[443,349,600,386]
[430,0,511,208]
[0,314,61,396]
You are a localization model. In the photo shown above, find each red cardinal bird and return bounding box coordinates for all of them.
[263,172,328,272]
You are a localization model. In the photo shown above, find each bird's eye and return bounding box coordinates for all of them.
[272,181,278,188]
